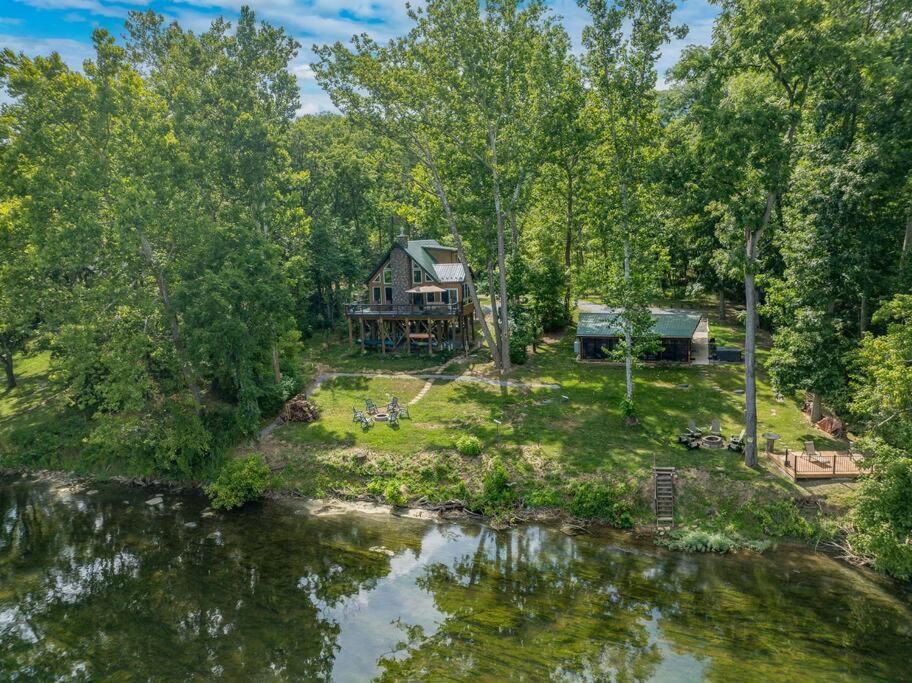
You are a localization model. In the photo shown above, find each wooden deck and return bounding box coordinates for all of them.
[765,450,865,480]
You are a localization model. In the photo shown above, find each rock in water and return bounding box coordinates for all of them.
[369,546,395,557]
[145,496,163,506]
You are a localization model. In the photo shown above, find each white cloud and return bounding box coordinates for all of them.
[0,17,24,25]
[0,32,95,68]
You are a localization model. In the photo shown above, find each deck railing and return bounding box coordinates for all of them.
[346,302,464,317]
[774,450,866,479]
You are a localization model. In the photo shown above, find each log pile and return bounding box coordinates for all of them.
[283,395,320,423]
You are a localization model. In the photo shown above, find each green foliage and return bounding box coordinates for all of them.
[657,529,770,554]
[454,434,482,457]
[474,457,515,514]
[619,398,636,420]
[382,480,407,507]
[567,479,638,527]
[848,440,912,580]
[742,499,816,539]
[205,454,271,510]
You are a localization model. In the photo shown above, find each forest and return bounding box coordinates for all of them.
[0,0,910,577]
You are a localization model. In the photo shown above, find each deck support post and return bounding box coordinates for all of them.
[380,319,385,355]
[348,317,353,351]
[428,320,433,356]
[405,319,410,354]
[359,318,365,353]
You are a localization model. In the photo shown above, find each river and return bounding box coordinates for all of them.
[1,474,910,681]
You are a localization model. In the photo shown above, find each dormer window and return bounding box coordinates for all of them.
[412,264,422,284]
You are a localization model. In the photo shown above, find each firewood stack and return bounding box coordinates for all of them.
[283,395,320,423]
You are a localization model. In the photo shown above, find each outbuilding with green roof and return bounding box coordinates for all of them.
[575,309,702,362]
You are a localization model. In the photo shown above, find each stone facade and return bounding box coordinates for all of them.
[389,235,411,305]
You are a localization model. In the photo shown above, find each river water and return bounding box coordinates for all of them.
[1,474,910,681]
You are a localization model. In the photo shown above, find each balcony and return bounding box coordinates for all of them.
[346,302,467,318]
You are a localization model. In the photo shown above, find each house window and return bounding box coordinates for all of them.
[447,288,458,304]
[462,284,469,300]
[413,264,422,284]
[383,267,392,284]
[424,271,433,283]
[385,286,393,303]
[373,287,381,303]
[427,291,437,303]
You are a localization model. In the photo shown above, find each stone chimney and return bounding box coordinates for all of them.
[395,232,408,248]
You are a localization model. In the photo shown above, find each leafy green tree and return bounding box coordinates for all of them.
[578,0,685,408]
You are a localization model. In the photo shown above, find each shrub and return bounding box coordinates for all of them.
[455,434,482,456]
[567,479,638,528]
[509,337,528,365]
[619,398,636,420]
[383,480,407,507]
[205,454,271,510]
[742,499,816,539]
[658,528,770,554]
[474,457,515,514]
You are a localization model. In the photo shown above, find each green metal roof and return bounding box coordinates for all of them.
[403,240,442,280]
[576,311,701,339]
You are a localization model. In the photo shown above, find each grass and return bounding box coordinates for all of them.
[263,303,849,538]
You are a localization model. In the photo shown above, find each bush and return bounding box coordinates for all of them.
[657,528,770,554]
[567,479,638,528]
[383,480,407,507]
[474,457,515,514]
[508,337,528,365]
[455,434,482,456]
[205,454,271,510]
[742,499,816,539]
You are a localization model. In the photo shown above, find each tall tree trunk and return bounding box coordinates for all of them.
[423,149,500,371]
[487,260,504,369]
[1,352,14,391]
[137,228,203,404]
[620,181,633,402]
[490,129,511,375]
[859,291,868,336]
[809,392,822,423]
[902,213,912,267]
[743,193,775,468]
[718,288,726,320]
[563,168,574,320]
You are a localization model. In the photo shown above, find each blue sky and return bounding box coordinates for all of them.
[0,0,719,114]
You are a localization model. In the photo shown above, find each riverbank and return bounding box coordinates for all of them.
[1,319,857,555]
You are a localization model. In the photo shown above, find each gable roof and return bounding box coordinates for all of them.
[366,238,461,284]
[577,310,702,339]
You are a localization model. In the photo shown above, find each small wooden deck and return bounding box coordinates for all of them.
[765,450,865,480]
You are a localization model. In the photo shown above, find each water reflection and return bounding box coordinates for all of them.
[1,475,910,681]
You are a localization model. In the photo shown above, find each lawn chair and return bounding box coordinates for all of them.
[353,407,366,423]
[355,411,373,430]
[804,441,825,464]
[728,428,745,452]
[678,418,702,445]
[709,418,721,436]
[387,410,400,427]
[388,396,400,411]
[396,403,410,419]
[364,398,378,415]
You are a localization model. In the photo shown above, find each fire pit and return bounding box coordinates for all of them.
[701,434,724,449]
[374,412,389,422]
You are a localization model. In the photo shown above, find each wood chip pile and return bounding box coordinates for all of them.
[283,395,320,423]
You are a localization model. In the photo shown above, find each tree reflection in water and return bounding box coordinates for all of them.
[1,475,910,681]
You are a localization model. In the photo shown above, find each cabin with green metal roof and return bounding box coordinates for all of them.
[345,234,475,355]
[575,309,702,362]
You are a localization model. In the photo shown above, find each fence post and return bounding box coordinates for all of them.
[833,454,837,475]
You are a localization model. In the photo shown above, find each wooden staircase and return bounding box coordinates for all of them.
[654,467,675,527]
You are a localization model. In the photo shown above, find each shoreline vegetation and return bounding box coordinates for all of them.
[0,303,862,563]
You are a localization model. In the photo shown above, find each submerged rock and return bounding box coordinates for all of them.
[145,496,163,506]
[368,546,395,557]
[184,522,198,529]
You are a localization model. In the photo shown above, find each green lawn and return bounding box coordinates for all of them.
[267,307,845,529]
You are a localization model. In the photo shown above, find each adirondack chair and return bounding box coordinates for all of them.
[352,407,365,423]
[396,403,410,419]
[728,428,745,452]
[364,398,379,415]
[709,418,722,436]
[678,418,702,445]
[387,410,400,427]
[354,411,373,429]
[388,396,400,410]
